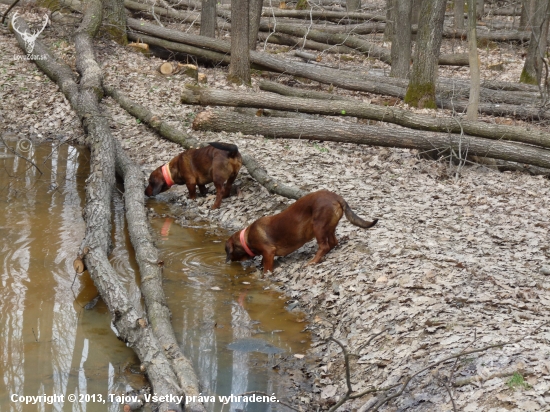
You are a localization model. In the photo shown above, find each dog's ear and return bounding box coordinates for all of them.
[225,238,234,262]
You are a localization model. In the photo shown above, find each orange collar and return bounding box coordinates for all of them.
[240,228,255,257]
[161,163,174,187]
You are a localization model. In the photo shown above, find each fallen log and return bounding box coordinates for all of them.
[127,20,546,117]
[104,87,306,200]
[259,80,348,100]
[11,11,205,412]
[127,32,230,64]
[258,21,392,64]
[192,110,550,170]
[260,8,386,21]
[257,31,356,53]
[181,87,550,149]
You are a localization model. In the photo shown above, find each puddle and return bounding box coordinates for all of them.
[0,140,310,412]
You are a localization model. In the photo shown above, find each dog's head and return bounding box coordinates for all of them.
[225,234,251,263]
[145,167,169,197]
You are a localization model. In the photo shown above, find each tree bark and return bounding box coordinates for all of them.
[454,0,465,30]
[200,0,216,37]
[105,87,306,200]
[229,0,250,84]
[404,0,447,108]
[519,0,536,30]
[180,86,550,148]
[103,0,128,44]
[520,0,550,85]
[384,0,396,41]
[249,0,263,49]
[347,0,361,12]
[11,9,205,412]
[467,0,480,120]
[192,109,550,170]
[410,0,422,26]
[390,0,412,78]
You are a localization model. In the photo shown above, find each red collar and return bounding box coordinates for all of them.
[239,228,255,257]
[162,163,174,187]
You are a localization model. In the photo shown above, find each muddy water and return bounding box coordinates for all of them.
[0,141,309,412]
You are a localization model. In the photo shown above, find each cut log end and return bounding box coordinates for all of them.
[192,110,214,129]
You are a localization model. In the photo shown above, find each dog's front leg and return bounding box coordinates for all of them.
[186,183,197,199]
[261,251,276,274]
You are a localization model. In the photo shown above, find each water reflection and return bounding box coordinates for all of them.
[151,206,310,412]
[0,141,309,412]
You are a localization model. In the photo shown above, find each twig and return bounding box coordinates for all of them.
[1,0,21,25]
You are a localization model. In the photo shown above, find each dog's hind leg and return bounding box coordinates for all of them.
[308,228,333,265]
[223,173,238,198]
[212,177,225,209]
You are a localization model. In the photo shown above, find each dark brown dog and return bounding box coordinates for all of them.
[225,190,378,273]
[145,142,242,209]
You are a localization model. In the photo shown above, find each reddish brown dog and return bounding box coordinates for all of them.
[145,142,242,209]
[225,190,378,273]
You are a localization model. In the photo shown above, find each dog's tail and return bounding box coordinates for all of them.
[209,142,239,157]
[338,197,378,229]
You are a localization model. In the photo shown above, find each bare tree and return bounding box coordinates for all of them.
[347,0,361,12]
[519,0,536,30]
[229,0,250,84]
[249,0,263,50]
[103,0,127,44]
[520,0,550,84]
[200,0,216,38]
[454,0,465,30]
[404,0,447,108]
[384,0,395,41]
[467,0,480,120]
[390,0,412,78]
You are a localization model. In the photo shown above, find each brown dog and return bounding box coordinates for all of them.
[225,190,378,273]
[145,142,242,209]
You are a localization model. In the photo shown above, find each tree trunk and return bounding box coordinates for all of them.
[519,0,536,30]
[200,0,216,37]
[411,0,422,26]
[103,0,128,44]
[384,0,396,41]
[180,86,550,148]
[105,87,306,200]
[229,0,250,84]
[467,0,480,120]
[192,110,550,170]
[404,0,447,108]
[249,0,263,49]
[454,0,465,30]
[520,0,550,85]
[347,0,361,12]
[12,9,205,412]
[390,0,412,78]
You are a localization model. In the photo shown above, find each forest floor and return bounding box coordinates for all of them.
[2,4,550,411]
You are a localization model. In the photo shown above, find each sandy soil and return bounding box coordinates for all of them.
[2,4,550,411]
